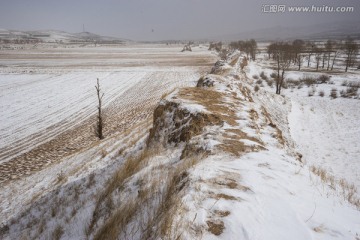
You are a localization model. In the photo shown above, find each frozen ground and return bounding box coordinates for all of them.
[0,44,216,181]
[1,48,359,240]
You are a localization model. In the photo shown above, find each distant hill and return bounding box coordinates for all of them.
[214,21,360,41]
[0,29,130,43]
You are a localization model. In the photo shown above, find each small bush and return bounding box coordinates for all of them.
[319,90,325,97]
[267,79,274,87]
[340,90,346,98]
[252,74,259,80]
[299,76,317,87]
[256,79,262,85]
[270,72,277,78]
[254,85,260,92]
[349,81,360,88]
[330,88,337,99]
[341,80,348,86]
[317,74,330,84]
[347,87,358,96]
[260,71,268,80]
[57,171,67,183]
[286,78,300,87]
[341,87,358,98]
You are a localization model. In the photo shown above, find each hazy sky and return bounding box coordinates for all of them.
[0,0,359,40]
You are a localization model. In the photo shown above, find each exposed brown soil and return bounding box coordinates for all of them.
[206,220,225,236]
[0,46,215,185]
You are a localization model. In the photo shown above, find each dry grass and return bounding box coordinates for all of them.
[178,87,242,127]
[213,210,230,217]
[92,148,203,240]
[52,225,64,240]
[310,165,360,209]
[213,193,239,201]
[93,200,138,240]
[240,57,248,70]
[206,220,225,235]
[220,128,264,157]
[56,171,67,184]
[89,149,157,234]
[229,57,238,67]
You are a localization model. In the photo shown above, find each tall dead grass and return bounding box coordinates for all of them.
[88,148,158,235]
[92,151,202,240]
[310,165,359,209]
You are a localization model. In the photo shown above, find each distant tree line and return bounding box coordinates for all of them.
[265,37,358,94]
[0,38,43,44]
[267,37,359,73]
[229,39,258,61]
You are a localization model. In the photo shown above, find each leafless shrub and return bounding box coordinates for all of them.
[256,79,262,85]
[299,76,317,87]
[341,80,348,86]
[317,74,330,84]
[286,78,300,87]
[349,81,360,88]
[266,79,274,87]
[252,74,259,80]
[340,87,358,98]
[52,225,64,240]
[87,172,96,188]
[219,49,229,60]
[56,171,67,184]
[319,90,325,97]
[260,71,268,80]
[254,85,260,92]
[270,72,277,78]
[330,88,338,99]
[51,206,57,217]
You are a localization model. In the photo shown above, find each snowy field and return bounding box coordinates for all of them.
[0,44,215,176]
[246,51,360,190]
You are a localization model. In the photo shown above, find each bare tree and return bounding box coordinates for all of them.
[314,47,322,71]
[292,39,305,70]
[325,40,333,71]
[344,37,358,72]
[249,39,257,61]
[306,41,315,67]
[95,78,104,139]
[273,42,292,94]
[331,42,341,71]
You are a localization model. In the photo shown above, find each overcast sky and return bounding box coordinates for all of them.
[0,0,359,40]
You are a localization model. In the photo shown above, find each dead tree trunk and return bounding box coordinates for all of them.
[95,78,104,139]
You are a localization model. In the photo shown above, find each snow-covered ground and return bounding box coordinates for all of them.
[1,46,359,240]
[245,53,360,191]
[0,44,215,164]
